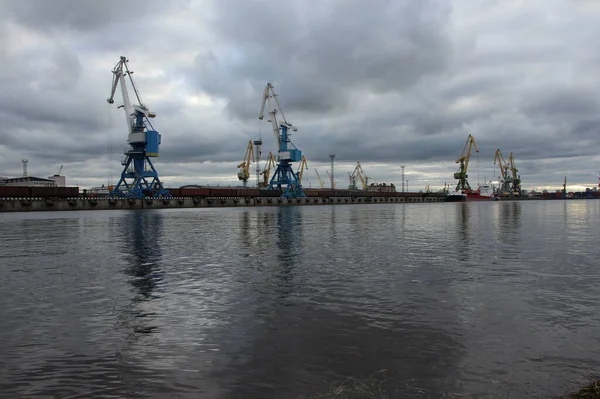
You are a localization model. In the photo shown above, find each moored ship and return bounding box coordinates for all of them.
[446,191,467,202]
[464,184,495,201]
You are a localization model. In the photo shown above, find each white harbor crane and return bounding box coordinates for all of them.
[107,56,168,198]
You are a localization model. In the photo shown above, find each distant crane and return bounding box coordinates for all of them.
[454,134,479,192]
[494,149,512,195]
[258,83,305,198]
[348,172,356,189]
[349,161,369,190]
[107,56,168,198]
[54,165,64,177]
[253,137,263,187]
[296,156,308,185]
[237,141,255,187]
[258,152,276,188]
[508,153,521,195]
[315,169,325,189]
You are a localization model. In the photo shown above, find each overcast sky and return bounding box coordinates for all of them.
[0,0,599,191]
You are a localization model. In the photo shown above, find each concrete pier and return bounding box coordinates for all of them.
[0,195,447,213]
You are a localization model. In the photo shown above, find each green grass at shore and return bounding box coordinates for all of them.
[565,380,600,399]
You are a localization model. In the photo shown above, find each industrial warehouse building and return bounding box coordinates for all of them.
[2,176,57,187]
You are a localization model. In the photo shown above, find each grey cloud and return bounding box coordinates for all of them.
[191,0,453,119]
[1,0,177,32]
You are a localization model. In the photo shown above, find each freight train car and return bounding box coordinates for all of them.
[303,189,320,197]
[236,188,261,197]
[180,187,210,197]
[0,186,32,197]
[259,189,282,198]
[0,186,79,198]
[165,188,181,197]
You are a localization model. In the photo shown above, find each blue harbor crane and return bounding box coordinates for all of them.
[258,83,305,198]
[107,56,169,199]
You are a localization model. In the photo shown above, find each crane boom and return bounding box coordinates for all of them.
[315,169,325,189]
[258,83,297,151]
[494,149,512,194]
[494,149,508,178]
[296,156,308,185]
[456,134,479,172]
[259,152,276,187]
[107,56,155,137]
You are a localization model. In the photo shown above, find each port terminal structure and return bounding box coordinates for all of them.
[107,56,169,199]
[259,83,305,198]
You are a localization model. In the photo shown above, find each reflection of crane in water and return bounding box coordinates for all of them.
[498,202,521,247]
[457,203,470,262]
[275,207,302,299]
[122,211,164,300]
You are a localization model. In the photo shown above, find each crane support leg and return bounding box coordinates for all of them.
[110,153,169,199]
[269,160,305,198]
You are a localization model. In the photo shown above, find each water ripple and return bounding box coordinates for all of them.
[1,202,599,398]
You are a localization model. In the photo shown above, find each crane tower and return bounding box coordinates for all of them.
[107,56,169,199]
[259,83,305,198]
[21,159,28,177]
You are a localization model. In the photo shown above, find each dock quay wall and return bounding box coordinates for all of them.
[0,195,446,213]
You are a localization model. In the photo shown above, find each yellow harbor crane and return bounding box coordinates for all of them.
[296,156,308,185]
[237,141,255,187]
[349,161,369,190]
[494,149,512,195]
[258,152,276,187]
[454,134,479,191]
[315,169,325,189]
[508,153,521,195]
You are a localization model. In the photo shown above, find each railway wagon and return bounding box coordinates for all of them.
[31,187,79,198]
[0,186,31,197]
[181,188,211,197]
[236,188,261,197]
[259,189,282,198]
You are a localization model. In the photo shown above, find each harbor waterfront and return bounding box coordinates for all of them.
[1,201,599,398]
[0,194,446,212]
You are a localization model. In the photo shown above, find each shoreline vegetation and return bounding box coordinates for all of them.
[301,373,600,399]
[566,380,600,399]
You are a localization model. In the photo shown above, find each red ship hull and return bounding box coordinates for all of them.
[465,189,494,201]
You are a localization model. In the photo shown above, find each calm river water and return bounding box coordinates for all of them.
[1,201,599,398]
